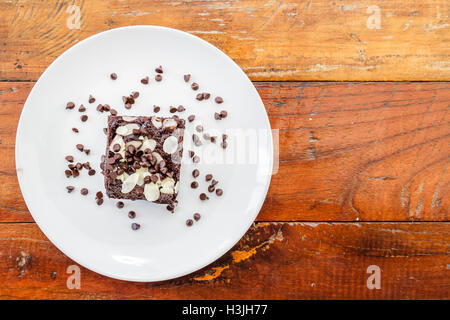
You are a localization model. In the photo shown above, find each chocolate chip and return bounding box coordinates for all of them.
[155,74,162,82]
[96,191,103,199]
[186,219,194,227]
[113,144,121,152]
[103,128,107,135]
[215,96,223,104]
[199,193,209,200]
[205,174,213,181]
[193,155,200,163]
[153,105,160,113]
[222,134,228,141]
[177,105,185,112]
[83,162,90,169]
[66,102,75,110]
[191,82,199,91]
[155,66,163,73]
[204,93,210,100]
[96,198,104,206]
[110,108,118,116]
[78,105,86,112]
[216,188,223,196]
[210,136,217,143]
[192,169,200,178]
[117,201,124,209]
[141,76,149,84]
[208,185,215,193]
[196,93,204,101]
[132,91,139,99]
[220,110,228,118]
[97,104,104,112]
[193,134,202,146]
[191,181,198,189]
[195,125,203,133]
[131,223,140,230]
[103,104,111,112]
[84,149,90,155]
[65,155,74,162]
[88,95,95,103]
[76,144,84,151]
[184,74,191,82]
[203,133,211,140]
[72,128,79,133]
[187,115,195,122]
[80,188,88,195]
[170,107,177,113]
[214,112,221,120]
[128,211,136,219]
[81,115,88,122]
[66,186,75,193]
[88,169,96,176]
[65,170,72,177]
[193,213,201,221]
[221,141,228,149]
[72,169,79,177]
[211,179,219,186]
[188,150,195,158]
[150,174,158,183]
[110,73,117,80]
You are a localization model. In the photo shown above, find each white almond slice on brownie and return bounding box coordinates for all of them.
[162,118,177,130]
[121,172,139,193]
[116,123,140,136]
[163,135,178,154]
[116,172,129,182]
[152,152,163,164]
[151,117,162,129]
[141,137,156,151]
[144,183,160,201]
[135,167,150,186]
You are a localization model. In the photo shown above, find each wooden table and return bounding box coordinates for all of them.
[0,0,448,300]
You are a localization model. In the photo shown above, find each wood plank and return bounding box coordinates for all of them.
[1,0,449,81]
[0,82,448,222]
[0,222,448,299]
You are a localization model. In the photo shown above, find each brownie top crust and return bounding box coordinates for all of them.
[102,115,185,207]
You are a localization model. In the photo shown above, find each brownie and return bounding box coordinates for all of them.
[101,115,185,207]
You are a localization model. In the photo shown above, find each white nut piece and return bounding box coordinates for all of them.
[144,183,160,202]
[151,117,162,129]
[135,167,150,186]
[116,172,129,182]
[141,137,156,151]
[152,152,163,164]
[160,177,175,194]
[121,172,139,193]
[116,123,140,136]
[126,140,143,150]
[163,135,178,154]
[122,116,137,121]
[163,118,177,130]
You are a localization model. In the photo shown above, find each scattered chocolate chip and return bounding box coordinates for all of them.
[83,162,90,170]
[88,95,95,103]
[88,169,96,176]
[84,149,90,155]
[72,127,79,133]
[128,211,136,219]
[78,105,86,112]
[66,102,75,110]
[131,223,140,230]
[110,73,117,80]
[96,198,104,205]
[132,91,139,99]
[193,134,202,146]
[177,105,185,112]
[188,150,195,158]
[80,188,88,195]
[141,76,149,84]
[81,115,88,122]
[153,105,160,113]
[215,96,223,104]
[195,125,203,133]
[117,201,124,209]
[97,104,104,112]
[204,93,210,100]
[186,219,194,227]
[193,155,200,163]
[203,133,211,140]
[95,191,103,199]
[103,104,111,112]
[193,213,201,221]
[65,155,74,162]
[191,181,198,189]
[196,93,204,101]
[155,66,163,73]
[214,112,221,120]
[221,141,228,149]
[184,74,191,82]
[155,74,162,82]
[191,82,199,91]
[72,170,79,177]
[170,106,177,113]
[210,136,217,143]
[66,186,75,193]
[211,179,219,186]
[110,108,118,116]
[222,134,228,141]
[208,185,215,193]
[216,188,223,196]
[199,193,209,200]
[205,174,213,181]
[192,169,200,178]
[76,144,84,151]
[220,110,228,118]
[187,114,195,122]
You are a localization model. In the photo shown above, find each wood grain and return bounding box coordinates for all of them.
[1,0,449,81]
[0,81,448,222]
[0,222,448,299]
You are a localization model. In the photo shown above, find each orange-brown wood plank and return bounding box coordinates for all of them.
[0,81,448,222]
[1,0,449,81]
[0,222,448,299]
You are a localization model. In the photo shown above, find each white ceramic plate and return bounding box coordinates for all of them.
[16,26,272,282]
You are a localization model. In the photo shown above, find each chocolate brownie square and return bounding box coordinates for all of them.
[102,115,185,208]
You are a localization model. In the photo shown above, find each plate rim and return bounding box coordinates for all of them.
[15,25,273,282]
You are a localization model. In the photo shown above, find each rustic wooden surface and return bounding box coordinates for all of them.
[0,0,449,300]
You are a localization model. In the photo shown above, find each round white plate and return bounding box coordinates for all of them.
[16,26,272,282]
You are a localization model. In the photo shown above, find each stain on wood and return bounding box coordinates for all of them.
[0,0,449,81]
